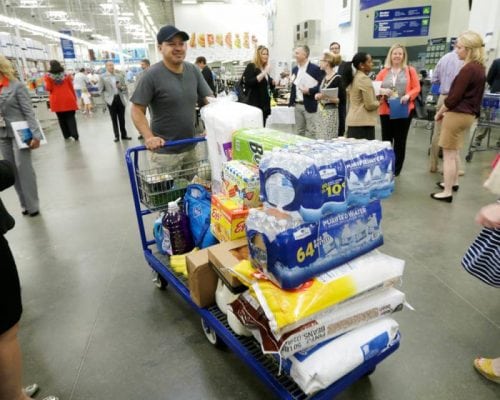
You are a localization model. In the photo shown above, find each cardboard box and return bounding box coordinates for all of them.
[211,194,249,242]
[186,249,218,308]
[208,239,248,291]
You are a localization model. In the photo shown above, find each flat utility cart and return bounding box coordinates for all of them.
[125,138,401,400]
[466,92,500,162]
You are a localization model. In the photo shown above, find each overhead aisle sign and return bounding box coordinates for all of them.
[373,6,432,39]
[59,29,75,59]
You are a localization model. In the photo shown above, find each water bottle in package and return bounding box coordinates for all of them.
[246,201,384,289]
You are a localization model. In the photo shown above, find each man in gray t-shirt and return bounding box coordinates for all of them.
[131,25,213,165]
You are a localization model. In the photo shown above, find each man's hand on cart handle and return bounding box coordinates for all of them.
[145,136,165,150]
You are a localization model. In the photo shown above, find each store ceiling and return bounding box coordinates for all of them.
[0,0,175,45]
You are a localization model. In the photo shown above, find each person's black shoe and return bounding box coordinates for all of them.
[29,211,40,217]
[22,210,29,216]
[436,182,459,192]
[114,138,119,142]
[74,136,79,141]
[121,136,132,140]
[430,193,452,203]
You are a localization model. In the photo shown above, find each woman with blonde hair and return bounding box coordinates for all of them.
[431,31,486,202]
[375,44,420,176]
[242,45,275,126]
[314,51,344,139]
[0,55,41,216]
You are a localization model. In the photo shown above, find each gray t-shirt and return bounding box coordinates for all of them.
[131,61,212,153]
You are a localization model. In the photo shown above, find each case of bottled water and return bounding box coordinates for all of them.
[245,200,384,289]
[259,139,394,222]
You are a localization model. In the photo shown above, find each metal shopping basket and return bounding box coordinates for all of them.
[125,138,401,400]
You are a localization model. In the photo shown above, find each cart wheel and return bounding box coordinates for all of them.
[466,153,472,162]
[201,318,226,349]
[152,272,168,290]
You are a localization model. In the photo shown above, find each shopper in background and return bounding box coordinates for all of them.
[314,51,343,139]
[345,52,380,140]
[0,55,41,217]
[329,41,351,137]
[242,45,275,126]
[289,45,324,138]
[486,58,500,93]
[431,31,486,202]
[429,49,463,173]
[99,61,131,142]
[44,60,80,141]
[131,25,213,170]
[135,59,151,140]
[195,56,216,96]
[376,44,420,177]
[72,68,88,111]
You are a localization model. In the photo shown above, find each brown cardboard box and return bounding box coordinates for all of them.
[207,239,248,291]
[186,249,218,308]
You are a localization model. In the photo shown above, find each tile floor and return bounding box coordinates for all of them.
[2,109,499,400]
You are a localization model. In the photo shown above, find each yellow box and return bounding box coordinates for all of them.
[211,194,249,242]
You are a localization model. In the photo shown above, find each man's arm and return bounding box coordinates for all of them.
[131,103,164,150]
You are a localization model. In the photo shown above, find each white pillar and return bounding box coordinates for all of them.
[111,0,124,66]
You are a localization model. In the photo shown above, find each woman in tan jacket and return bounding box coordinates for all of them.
[345,52,380,140]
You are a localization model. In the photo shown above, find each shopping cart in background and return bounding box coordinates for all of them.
[125,138,401,400]
[466,92,500,162]
[89,88,107,114]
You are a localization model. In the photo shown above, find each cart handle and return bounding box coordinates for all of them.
[124,136,207,252]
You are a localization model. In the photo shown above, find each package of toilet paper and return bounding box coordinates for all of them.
[246,201,384,289]
[282,317,400,395]
[201,102,263,192]
[259,139,395,222]
[232,250,405,331]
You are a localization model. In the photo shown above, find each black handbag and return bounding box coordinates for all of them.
[462,227,500,288]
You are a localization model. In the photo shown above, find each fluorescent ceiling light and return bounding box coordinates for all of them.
[0,15,131,58]
[182,0,198,4]
[139,2,150,16]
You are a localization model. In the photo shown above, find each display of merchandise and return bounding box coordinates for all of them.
[230,287,404,358]
[259,139,395,222]
[161,199,194,256]
[232,127,313,165]
[232,250,405,331]
[222,160,261,208]
[246,201,384,289]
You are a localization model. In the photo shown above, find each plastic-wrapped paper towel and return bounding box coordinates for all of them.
[232,250,405,331]
[201,101,263,192]
[229,287,404,358]
[282,317,400,395]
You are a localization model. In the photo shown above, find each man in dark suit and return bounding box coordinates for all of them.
[330,41,350,136]
[195,56,216,95]
[289,45,324,138]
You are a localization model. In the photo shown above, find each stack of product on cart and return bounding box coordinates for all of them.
[199,128,406,395]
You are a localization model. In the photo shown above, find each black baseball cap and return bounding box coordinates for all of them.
[157,25,189,44]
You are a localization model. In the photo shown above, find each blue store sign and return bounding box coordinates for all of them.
[59,29,76,59]
[373,6,432,39]
[360,0,392,10]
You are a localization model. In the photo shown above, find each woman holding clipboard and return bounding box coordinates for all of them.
[0,55,41,217]
[375,44,420,177]
[314,51,344,139]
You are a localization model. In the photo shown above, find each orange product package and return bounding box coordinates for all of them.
[189,33,196,48]
[198,33,206,48]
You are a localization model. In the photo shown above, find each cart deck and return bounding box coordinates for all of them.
[125,139,401,399]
